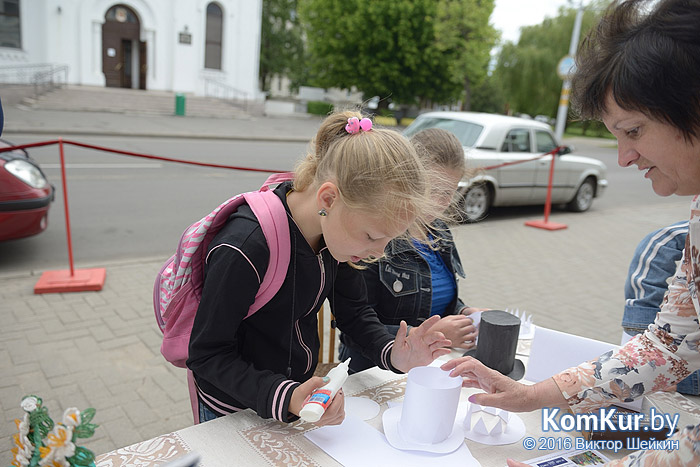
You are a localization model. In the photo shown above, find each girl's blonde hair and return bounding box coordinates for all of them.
[409,128,465,176]
[409,128,470,225]
[294,110,436,239]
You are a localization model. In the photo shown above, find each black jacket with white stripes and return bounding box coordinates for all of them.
[186,182,397,422]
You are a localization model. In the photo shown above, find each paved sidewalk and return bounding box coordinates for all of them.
[3,96,323,142]
[0,92,694,463]
[1,194,691,463]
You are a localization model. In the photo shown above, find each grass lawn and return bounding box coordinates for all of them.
[564,124,616,140]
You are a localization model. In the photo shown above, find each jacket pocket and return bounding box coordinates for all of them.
[379,261,419,297]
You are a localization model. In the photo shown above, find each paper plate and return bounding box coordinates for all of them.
[382,405,465,454]
[345,397,380,421]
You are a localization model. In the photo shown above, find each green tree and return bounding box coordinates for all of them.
[259,0,306,93]
[434,0,498,110]
[470,76,506,114]
[493,1,608,118]
[298,0,496,108]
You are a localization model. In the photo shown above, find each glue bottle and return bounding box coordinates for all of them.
[299,358,351,423]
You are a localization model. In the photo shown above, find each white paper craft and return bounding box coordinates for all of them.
[469,310,482,328]
[526,326,644,412]
[462,403,526,445]
[345,396,380,421]
[382,366,465,454]
[525,326,619,383]
[305,415,480,467]
[505,308,535,339]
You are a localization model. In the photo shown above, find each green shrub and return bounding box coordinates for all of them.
[565,120,615,139]
[374,116,398,127]
[307,101,334,115]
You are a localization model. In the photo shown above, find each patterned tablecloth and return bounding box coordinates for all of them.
[96,341,700,467]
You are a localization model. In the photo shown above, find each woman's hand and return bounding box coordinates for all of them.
[506,460,530,467]
[432,314,477,349]
[289,376,346,426]
[441,356,568,412]
[390,315,452,372]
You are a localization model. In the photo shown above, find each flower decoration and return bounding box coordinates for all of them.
[10,395,98,467]
[345,117,372,134]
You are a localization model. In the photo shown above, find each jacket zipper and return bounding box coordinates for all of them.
[297,251,327,374]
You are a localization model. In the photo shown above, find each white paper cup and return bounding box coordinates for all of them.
[398,366,462,444]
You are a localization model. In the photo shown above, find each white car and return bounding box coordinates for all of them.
[403,111,608,222]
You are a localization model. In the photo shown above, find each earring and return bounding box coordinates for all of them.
[318,208,328,217]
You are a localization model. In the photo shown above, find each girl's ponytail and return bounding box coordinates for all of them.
[294,110,364,191]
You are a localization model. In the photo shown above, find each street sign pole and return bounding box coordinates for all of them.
[554,4,585,141]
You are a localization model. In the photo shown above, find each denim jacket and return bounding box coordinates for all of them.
[338,221,466,372]
[621,221,698,394]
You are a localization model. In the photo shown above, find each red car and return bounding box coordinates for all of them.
[0,139,54,241]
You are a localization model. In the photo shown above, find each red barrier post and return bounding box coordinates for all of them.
[59,138,75,276]
[524,148,567,231]
[34,138,106,294]
[0,136,290,294]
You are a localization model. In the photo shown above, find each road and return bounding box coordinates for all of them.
[0,134,689,276]
[0,135,308,275]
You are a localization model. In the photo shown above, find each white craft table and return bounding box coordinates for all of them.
[96,340,700,466]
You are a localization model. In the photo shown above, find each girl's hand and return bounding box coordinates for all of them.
[289,376,346,426]
[440,356,567,412]
[316,388,345,426]
[390,315,452,372]
[432,314,477,349]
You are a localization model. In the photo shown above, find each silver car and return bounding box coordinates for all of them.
[403,111,608,222]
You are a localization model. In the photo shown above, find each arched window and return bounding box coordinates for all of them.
[0,0,21,49]
[105,4,138,23]
[205,3,223,70]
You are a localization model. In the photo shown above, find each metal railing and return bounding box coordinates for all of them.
[0,63,69,97]
[203,78,250,112]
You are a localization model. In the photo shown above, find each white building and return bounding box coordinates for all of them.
[0,0,263,99]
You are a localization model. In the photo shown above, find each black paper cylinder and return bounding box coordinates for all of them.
[474,310,521,375]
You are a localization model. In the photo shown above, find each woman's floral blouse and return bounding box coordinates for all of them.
[553,196,700,466]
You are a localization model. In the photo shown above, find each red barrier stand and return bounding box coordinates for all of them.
[524,148,568,231]
[34,138,106,293]
[0,138,286,295]
[0,136,566,296]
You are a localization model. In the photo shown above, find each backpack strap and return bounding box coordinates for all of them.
[261,172,295,190]
[242,173,294,318]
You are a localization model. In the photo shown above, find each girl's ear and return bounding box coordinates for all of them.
[317,181,339,212]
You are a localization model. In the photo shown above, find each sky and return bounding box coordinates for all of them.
[491,0,573,44]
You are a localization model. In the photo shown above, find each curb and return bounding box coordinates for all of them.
[3,128,312,143]
[0,255,168,281]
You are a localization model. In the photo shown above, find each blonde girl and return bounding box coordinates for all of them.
[187,110,451,426]
[337,128,489,374]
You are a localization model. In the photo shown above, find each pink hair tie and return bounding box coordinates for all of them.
[345,117,373,134]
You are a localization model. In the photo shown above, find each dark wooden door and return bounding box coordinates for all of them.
[121,39,132,88]
[139,41,147,90]
[102,6,141,89]
[102,22,122,88]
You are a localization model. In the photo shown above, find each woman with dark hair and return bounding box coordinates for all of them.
[442,0,700,465]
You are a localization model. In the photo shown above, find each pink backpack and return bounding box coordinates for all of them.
[153,172,295,368]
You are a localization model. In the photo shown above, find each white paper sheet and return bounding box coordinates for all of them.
[345,396,380,421]
[525,326,643,412]
[305,415,480,467]
[525,326,619,382]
